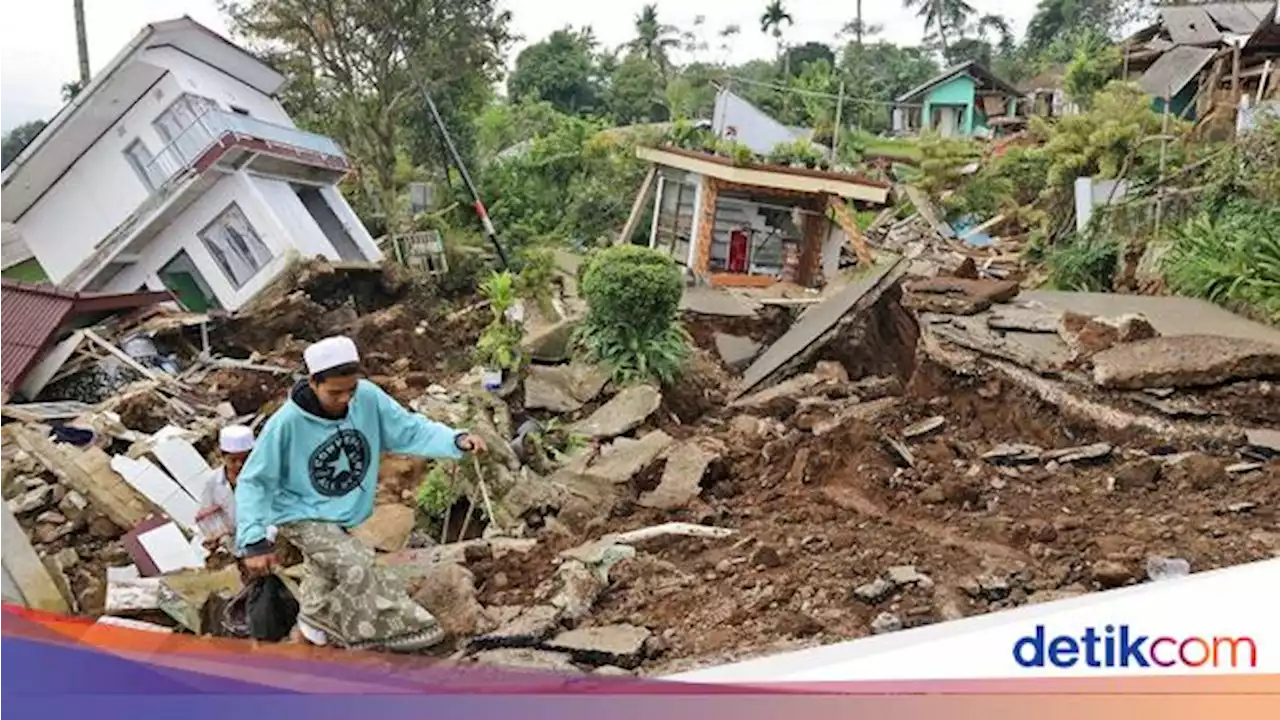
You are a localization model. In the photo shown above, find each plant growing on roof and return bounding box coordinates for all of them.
[474,271,524,372]
[766,138,823,168]
[574,245,690,385]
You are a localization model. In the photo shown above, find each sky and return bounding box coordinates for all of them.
[0,0,1039,134]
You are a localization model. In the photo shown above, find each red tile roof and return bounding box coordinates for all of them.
[1,280,175,395]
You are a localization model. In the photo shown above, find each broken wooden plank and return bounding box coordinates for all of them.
[211,357,299,376]
[1,401,95,423]
[82,329,184,388]
[827,195,875,266]
[903,186,954,239]
[617,164,658,245]
[2,503,71,613]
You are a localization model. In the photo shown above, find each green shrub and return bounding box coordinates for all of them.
[1045,234,1120,291]
[416,463,458,520]
[575,245,690,384]
[514,245,557,316]
[916,133,982,195]
[766,138,823,168]
[1163,200,1280,322]
[474,271,524,371]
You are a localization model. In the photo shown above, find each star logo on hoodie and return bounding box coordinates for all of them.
[308,428,372,496]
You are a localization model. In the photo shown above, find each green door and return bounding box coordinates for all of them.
[161,271,213,312]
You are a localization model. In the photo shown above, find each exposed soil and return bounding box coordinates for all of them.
[465,343,1279,675]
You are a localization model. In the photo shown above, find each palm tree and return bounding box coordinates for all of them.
[629,4,680,78]
[902,0,975,63]
[760,0,794,61]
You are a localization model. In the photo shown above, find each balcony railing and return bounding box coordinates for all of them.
[142,108,346,189]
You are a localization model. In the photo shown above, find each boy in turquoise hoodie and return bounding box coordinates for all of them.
[235,335,486,651]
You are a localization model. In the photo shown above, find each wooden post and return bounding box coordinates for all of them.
[693,177,719,277]
[1122,44,1130,81]
[832,80,845,163]
[1153,94,1171,240]
[617,164,657,245]
[1231,41,1242,104]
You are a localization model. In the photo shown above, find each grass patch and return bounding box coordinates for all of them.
[1,258,49,283]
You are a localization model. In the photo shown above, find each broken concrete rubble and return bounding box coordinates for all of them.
[574,431,674,487]
[1091,335,1280,390]
[546,624,651,669]
[413,562,490,637]
[570,385,662,439]
[471,648,582,673]
[637,440,721,510]
[523,363,610,413]
[1058,311,1159,359]
[713,333,762,371]
[352,504,416,553]
[472,605,562,650]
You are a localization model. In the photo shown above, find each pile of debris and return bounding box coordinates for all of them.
[3,248,1277,676]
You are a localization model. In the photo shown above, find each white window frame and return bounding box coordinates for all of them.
[198,203,273,289]
[123,139,157,191]
[153,93,220,167]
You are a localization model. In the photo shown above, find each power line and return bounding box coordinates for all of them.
[724,74,924,109]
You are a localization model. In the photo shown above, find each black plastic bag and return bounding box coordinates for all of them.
[225,575,299,642]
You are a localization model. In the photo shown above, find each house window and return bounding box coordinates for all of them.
[153,94,219,166]
[123,139,157,191]
[198,204,273,289]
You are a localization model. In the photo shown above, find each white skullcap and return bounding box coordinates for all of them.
[219,425,255,453]
[304,335,360,375]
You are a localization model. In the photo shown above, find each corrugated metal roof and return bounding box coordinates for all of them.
[1204,3,1273,34]
[1139,46,1218,98]
[1160,6,1226,45]
[0,280,173,395]
[895,61,1023,104]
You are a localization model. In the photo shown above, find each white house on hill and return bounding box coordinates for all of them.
[0,17,380,312]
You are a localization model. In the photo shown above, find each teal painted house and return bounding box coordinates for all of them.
[893,62,1025,138]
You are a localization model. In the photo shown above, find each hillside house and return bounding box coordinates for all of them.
[893,62,1024,138]
[1123,2,1280,122]
[635,146,890,289]
[712,89,824,156]
[1,17,380,313]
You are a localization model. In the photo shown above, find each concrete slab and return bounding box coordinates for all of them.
[571,385,662,439]
[1023,291,1280,347]
[680,287,760,317]
[546,623,652,669]
[735,258,905,399]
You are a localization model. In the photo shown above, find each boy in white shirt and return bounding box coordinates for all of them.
[197,425,255,554]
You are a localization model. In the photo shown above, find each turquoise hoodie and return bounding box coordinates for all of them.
[234,379,463,552]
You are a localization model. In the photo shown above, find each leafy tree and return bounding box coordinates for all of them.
[629,4,679,78]
[784,42,835,77]
[1025,0,1153,53]
[608,54,669,125]
[903,0,975,62]
[947,14,1013,69]
[508,28,602,116]
[1,120,47,169]
[221,0,513,231]
[759,0,794,60]
[60,80,86,103]
[665,62,720,120]
[717,24,741,64]
[837,42,939,132]
[1064,34,1122,106]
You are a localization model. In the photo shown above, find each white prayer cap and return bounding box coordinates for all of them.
[219,425,255,453]
[303,335,360,375]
